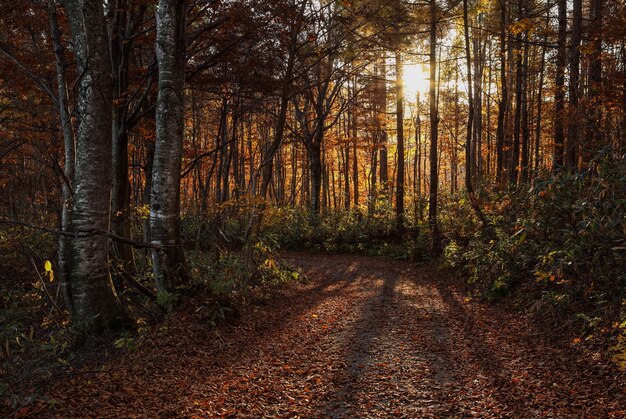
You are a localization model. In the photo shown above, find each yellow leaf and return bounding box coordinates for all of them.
[44,260,54,282]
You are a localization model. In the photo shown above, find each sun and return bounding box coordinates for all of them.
[403,63,430,100]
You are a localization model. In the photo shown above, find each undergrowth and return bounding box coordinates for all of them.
[440,153,626,366]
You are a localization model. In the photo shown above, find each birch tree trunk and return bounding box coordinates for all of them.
[62,0,123,329]
[150,0,190,293]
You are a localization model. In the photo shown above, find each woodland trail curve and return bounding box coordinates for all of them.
[40,253,623,418]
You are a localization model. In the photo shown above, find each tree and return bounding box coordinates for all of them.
[150,0,191,293]
[395,50,405,231]
[110,1,150,271]
[291,0,352,214]
[428,0,440,249]
[510,0,524,185]
[259,0,306,199]
[554,0,566,168]
[495,0,509,182]
[462,0,475,194]
[62,0,123,329]
[586,0,603,156]
[566,0,582,167]
[47,0,74,306]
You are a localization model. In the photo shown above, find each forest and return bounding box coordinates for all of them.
[0,0,625,416]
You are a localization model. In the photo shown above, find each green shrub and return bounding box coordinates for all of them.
[442,153,626,305]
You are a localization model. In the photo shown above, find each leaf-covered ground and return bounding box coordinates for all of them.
[27,253,626,417]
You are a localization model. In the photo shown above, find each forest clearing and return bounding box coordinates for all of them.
[0,0,625,416]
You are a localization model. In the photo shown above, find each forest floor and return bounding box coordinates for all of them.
[22,253,626,417]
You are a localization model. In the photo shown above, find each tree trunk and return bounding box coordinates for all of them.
[495,0,508,183]
[63,0,123,329]
[463,0,475,195]
[110,0,135,270]
[472,35,485,183]
[150,0,190,293]
[347,76,359,209]
[510,0,523,185]
[554,0,566,168]
[395,50,405,231]
[48,0,75,311]
[352,104,359,208]
[369,135,378,215]
[378,56,388,193]
[566,0,582,168]
[344,145,350,209]
[535,31,547,173]
[321,147,328,211]
[415,110,422,222]
[215,96,228,203]
[309,138,323,215]
[143,138,155,245]
[486,49,493,177]
[622,42,626,142]
[520,40,530,182]
[453,65,460,195]
[428,0,440,249]
[586,0,603,157]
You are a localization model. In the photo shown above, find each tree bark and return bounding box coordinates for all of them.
[566,0,582,168]
[554,0,566,168]
[369,133,378,215]
[520,40,530,182]
[62,0,123,329]
[495,0,508,183]
[534,9,549,173]
[352,94,359,208]
[586,0,603,157]
[378,55,389,194]
[110,0,133,269]
[472,34,485,183]
[48,0,75,312]
[150,0,190,293]
[308,134,323,215]
[428,0,440,249]
[463,0,475,195]
[510,0,524,185]
[395,50,405,231]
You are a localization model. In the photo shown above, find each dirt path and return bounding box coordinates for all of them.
[34,253,623,417]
